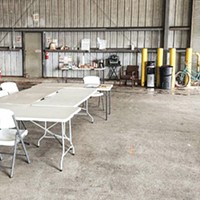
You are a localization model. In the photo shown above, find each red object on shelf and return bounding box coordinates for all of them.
[45,51,49,59]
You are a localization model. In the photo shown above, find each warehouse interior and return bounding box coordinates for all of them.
[0,0,200,200]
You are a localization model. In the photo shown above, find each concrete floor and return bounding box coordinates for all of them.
[0,83,200,200]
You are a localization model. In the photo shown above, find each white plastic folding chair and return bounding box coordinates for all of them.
[83,76,104,109]
[0,90,9,97]
[0,108,30,178]
[0,82,19,95]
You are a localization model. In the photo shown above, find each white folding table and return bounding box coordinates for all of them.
[0,86,62,104]
[0,84,110,170]
[32,87,97,122]
[31,84,113,120]
[0,103,81,171]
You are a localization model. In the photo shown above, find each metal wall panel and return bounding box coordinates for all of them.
[0,31,22,76]
[192,0,200,52]
[0,0,193,77]
[0,0,165,28]
[1,0,194,28]
[168,0,191,48]
[0,50,22,76]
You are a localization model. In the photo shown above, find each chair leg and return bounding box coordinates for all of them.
[97,97,101,107]
[10,138,30,178]
[97,96,104,110]
[0,153,3,161]
[20,139,31,164]
[101,96,104,111]
[10,143,18,178]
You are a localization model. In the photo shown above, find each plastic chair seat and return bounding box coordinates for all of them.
[0,129,28,146]
[0,90,9,97]
[91,91,104,97]
[0,82,19,94]
[83,76,104,117]
[0,108,30,178]
[83,76,101,88]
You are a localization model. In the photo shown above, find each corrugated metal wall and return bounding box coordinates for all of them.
[192,0,200,51]
[169,0,191,48]
[0,0,193,78]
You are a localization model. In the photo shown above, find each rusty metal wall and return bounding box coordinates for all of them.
[0,0,193,77]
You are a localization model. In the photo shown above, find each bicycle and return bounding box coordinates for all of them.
[175,52,200,87]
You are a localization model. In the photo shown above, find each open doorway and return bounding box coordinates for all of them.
[23,32,42,78]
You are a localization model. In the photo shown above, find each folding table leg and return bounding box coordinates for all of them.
[108,91,111,114]
[105,91,108,120]
[30,120,75,171]
[60,120,74,171]
[79,100,94,123]
[60,122,65,171]
[68,120,75,155]
[103,90,111,120]
[85,100,94,123]
[37,122,48,147]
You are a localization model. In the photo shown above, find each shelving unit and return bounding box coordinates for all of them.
[44,47,138,79]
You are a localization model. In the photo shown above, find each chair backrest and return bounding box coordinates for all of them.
[126,65,139,76]
[0,108,16,129]
[1,82,19,94]
[0,90,9,97]
[83,76,101,87]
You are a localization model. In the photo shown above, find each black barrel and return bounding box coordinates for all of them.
[160,65,173,89]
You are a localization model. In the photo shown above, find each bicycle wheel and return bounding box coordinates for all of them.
[175,71,190,87]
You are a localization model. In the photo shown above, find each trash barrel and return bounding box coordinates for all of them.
[146,61,156,88]
[160,65,173,89]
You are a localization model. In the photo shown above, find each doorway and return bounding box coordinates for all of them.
[24,32,42,78]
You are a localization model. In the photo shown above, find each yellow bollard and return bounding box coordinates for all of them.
[185,48,192,87]
[170,48,176,89]
[156,48,163,88]
[141,48,148,87]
